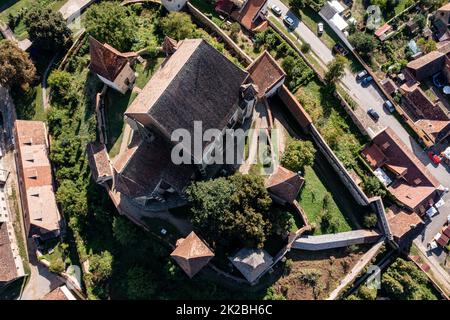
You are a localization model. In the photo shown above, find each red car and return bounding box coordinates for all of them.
[428,151,441,164]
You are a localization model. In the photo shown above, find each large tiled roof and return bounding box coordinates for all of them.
[15,121,60,235]
[170,232,214,278]
[265,166,304,203]
[438,2,450,11]
[406,51,445,80]
[362,127,440,212]
[0,222,17,283]
[125,39,248,156]
[112,134,195,198]
[247,51,285,98]
[386,206,423,240]
[86,142,112,182]
[88,36,129,82]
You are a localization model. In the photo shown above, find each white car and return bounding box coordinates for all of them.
[271,5,282,16]
[317,22,324,35]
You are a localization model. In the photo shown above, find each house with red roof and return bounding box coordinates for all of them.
[216,0,269,32]
[361,127,442,215]
[88,37,137,94]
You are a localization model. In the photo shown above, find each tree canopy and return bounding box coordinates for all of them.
[85,1,138,52]
[382,258,438,300]
[24,7,71,51]
[349,33,378,58]
[186,173,286,250]
[281,139,316,173]
[0,40,36,89]
[160,12,197,40]
[325,54,347,84]
[89,251,114,282]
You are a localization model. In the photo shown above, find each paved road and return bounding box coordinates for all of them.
[21,240,64,300]
[268,0,450,186]
[268,1,450,283]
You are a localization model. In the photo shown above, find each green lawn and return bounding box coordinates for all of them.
[134,57,164,90]
[104,89,137,158]
[190,0,224,26]
[298,166,353,235]
[105,57,164,158]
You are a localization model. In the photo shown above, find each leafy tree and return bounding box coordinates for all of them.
[363,213,378,228]
[349,33,378,58]
[301,42,311,53]
[325,54,347,84]
[186,173,275,249]
[381,258,438,300]
[281,139,316,172]
[281,55,314,91]
[363,175,386,197]
[112,216,139,246]
[49,258,65,273]
[85,1,137,51]
[90,251,113,282]
[263,287,286,300]
[417,38,437,54]
[160,12,197,41]
[48,70,78,106]
[126,266,156,299]
[229,22,241,41]
[24,7,71,51]
[358,285,377,300]
[0,40,36,89]
[56,179,88,216]
[289,0,307,9]
[320,207,339,233]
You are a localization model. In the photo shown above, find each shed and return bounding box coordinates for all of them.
[230,248,273,283]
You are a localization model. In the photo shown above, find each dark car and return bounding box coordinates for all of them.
[332,43,349,56]
[361,75,373,86]
[283,16,295,30]
[384,100,395,113]
[367,108,379,121]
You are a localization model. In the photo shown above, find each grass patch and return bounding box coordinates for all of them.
[104,89,137,157]
[134,57,164,89]
[190,0,224,25]
[298,165,353,235]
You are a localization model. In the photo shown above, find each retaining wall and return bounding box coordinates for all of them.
[292,229,381,251]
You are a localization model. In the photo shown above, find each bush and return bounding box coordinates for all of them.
[363,175,386,197]
[301,42,311,53]
[281,139,316,172]
[363,213,378,228]
[49,258,65,273]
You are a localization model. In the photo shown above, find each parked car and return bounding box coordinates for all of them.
[367,108,380,121]
[317,22,324,35]
[356,70,368,80]
[283,16,295,30]
[361,76,373,86]
[428,151,442,165]
[332,43,349,56]
[271,4,282,17]
[384,100,395,113]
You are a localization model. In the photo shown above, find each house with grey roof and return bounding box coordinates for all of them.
[229,248,273,284]
[88,38,259,212]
